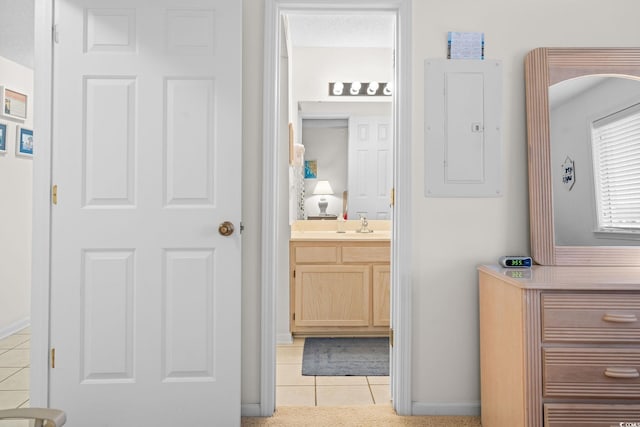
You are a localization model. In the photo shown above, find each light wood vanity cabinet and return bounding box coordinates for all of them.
[479,265,640,427]
[290,239,390,335]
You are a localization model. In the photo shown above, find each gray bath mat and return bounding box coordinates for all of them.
[302,337,389,376]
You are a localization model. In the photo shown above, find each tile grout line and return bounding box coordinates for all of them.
[366,376,376,404]
[18,397,29,408]
[0,367,27,387]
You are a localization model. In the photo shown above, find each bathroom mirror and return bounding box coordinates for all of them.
[526,47,640,265]
[295,102,393,220]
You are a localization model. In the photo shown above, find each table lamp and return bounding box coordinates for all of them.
[313,180,334,216]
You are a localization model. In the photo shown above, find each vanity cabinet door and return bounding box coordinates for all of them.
[294,265,370,327]
[372,265,391,327]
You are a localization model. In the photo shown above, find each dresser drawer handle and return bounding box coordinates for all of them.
[604,367,640,379]
[602,313,638,323]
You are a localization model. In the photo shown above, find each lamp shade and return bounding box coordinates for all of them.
[313,180,334,195]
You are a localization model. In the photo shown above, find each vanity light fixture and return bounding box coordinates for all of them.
[313,180,334,216]
[328,82,392,97]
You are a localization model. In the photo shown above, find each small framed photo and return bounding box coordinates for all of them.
[16,127,33,157]
[0,86,27,120]
[304,160,317,179]
[0,122,7,154]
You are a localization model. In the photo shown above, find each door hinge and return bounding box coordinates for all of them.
[293,270,296,278]
[52,24,59,43]
[389,328,394,347]
[50,348,56,368]
[292,312,295,321]
[240,222,245,234]
[390,188,395,207]
[52,185,58,205]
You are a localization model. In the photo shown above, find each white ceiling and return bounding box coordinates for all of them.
[286,14,394,49]
[0,0,34,68]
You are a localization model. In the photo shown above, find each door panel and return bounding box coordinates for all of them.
[50,1,242,425]
[348,116,393,219]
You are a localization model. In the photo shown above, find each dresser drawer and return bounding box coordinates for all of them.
[545,403,640,427]
[342,246,390,263]
[542,293,640,343]
[544,347,640,398]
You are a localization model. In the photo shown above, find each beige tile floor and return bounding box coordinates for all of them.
[276,337,391,407]
[0,327,31,427]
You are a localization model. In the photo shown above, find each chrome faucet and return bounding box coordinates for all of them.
[358,214,371,233]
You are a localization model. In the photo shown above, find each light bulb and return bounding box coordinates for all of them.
[350,81,361,95]
[383,82,392,96]
[367,81,379,95]
[332,82,344,96]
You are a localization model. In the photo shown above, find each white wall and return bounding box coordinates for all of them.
[240,0,640,413]
[0,56,33,337]
[411,0,640,412]
[292,46,393,107]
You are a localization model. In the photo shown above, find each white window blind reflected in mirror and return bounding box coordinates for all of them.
[591,102,640,234]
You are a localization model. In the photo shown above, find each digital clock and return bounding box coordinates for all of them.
[499,256,533,268]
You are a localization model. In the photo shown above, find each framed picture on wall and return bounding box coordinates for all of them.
[304,160,317,179]
[16,127,33,157]
[0,122,7,153]
[0,86,27,120]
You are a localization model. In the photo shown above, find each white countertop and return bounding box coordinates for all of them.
[290,230,390,241]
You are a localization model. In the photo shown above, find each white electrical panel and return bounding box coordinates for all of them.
[424,59,502,197]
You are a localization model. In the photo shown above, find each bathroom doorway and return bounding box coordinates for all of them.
[262,0,413,416]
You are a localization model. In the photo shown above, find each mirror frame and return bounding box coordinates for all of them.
[526,47,640,265]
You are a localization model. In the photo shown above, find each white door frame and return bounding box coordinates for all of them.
[31,0,54,406]
[261,0,413,416]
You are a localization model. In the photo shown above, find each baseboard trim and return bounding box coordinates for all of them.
[0,318,30,340]
[276,333,293,345]
[412,401,481,416]
[0,317,31,340]
[241,403,262,417]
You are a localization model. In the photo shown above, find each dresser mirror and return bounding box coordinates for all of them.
[526,47,640,265]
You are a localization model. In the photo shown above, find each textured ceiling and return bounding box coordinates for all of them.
[287,14,394,49]
[0,0,34,69]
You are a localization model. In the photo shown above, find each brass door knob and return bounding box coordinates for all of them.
[218,221,235,236]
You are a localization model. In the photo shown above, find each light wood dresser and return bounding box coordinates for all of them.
[289,237,390,336]
[479,265,640,427]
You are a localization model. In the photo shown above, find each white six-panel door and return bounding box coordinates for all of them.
[348,116,393,220]
[49,1,242,425]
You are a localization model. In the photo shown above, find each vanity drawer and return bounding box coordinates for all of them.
[542,293,640,343]
[545,403,640,427]
[543,347,640,398]
[342,246,390,263]
[294,246,339,263]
